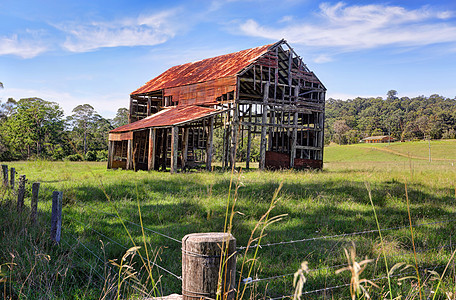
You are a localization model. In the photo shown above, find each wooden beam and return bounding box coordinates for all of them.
[107,141,113,169]
[126,139,133,170]
[206,118,214,171]
[246,125,252,169]
[171,126,178,174]
[148,128,156,171]
[259,82,269,170]
[182,127,189,170]
[290,87,299,168]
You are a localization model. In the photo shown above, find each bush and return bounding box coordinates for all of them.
[85,150,97,161]
[65,153,83,161]
[96,150,108,162]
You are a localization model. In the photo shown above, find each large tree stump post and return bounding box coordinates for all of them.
[50,191,63,243]
[30,182,40,224]
[182,233,236,300]
[10,167,15,189]
[17,175,26,211]
[2,164,8,187]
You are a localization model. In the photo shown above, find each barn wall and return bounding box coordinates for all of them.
[164,77,236,107]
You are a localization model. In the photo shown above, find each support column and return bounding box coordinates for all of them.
[259,82,269,170]
[290,87,299,168]
[246,125,252,169]
[148,128,156,171]
[171,126,179,174]
[107,141,114,169]
[206,117,214,171]
[230,105,239,170]
[126,139,133,170]
[182,127,189,170]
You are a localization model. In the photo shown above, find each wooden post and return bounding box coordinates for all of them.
[17,175,26,212]
[259,83,269,170]
[206,117,214,171]
[171,126,179,174]
[126,139,133,170]
[246,125,252,169]
[10,167,15,189]
[2,164,8,187]
[230,105,239,170]
[182,127,189,170]
[107,141,113,169]
[31,182,40,224]
[290,87,299,168]
[148,128,156,171]
[50,191,62,243]
[182,233,236,300]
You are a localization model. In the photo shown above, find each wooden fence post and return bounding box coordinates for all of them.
[50,191,63,243]
[30,182,40,224]
[2,164,8,187]
[17,175,26,211]
[10,167,15,189]
[182,232,236,300]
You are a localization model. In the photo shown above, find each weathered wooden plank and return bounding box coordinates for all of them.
[10,167,15,189]
[31,182,40,224]
[259,82,269,170]
[206,118,214,171]
[182,127,189,170]
[17,175,26,212]
[148,128,156,171]
[126,139,133,170]
[50,191,62,243]
[170,126,179,174]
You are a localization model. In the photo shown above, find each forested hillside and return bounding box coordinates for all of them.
[325,91,456,144]
[2,90,456,161]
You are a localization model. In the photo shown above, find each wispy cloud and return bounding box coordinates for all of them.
[59,10,179,53]
[0,32,48,59]
[239,2,456,52]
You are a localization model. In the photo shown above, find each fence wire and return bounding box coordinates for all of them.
[243,241,456,285]
[69,216,182,280]
[238,218,456,251]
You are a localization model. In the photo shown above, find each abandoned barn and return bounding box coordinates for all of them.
[107,39,326,172]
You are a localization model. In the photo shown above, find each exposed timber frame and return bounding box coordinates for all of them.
[108,39,326,172]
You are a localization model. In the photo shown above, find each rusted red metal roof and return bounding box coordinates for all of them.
[132,43,274,95]
[110,105,221,133]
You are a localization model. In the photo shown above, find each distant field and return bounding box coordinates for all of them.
[2,140,456,299]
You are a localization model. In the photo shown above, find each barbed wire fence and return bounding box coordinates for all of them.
[2,163,456,299]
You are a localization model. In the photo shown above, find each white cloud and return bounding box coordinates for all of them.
[239,2,456,52]
[59,10,179,53]
[0,33,48,59]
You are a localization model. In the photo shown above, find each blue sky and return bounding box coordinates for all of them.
[1,0,456,118]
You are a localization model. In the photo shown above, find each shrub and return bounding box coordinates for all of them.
[65,153,83,161]
[96,150,108,162]
[85,150,97,161]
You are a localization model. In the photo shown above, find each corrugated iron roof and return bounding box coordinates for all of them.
[132,43,275,95]
[110,105,221,133]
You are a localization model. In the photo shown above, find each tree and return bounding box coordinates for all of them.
[333,120,350,145]
[67,104,96,155]
[0,98,65,159]
[111,107,129,128]
[67,104,112,155]
[387,90,398,100]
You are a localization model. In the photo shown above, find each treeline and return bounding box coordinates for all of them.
[325,91,456,144]
[0,97,128,161]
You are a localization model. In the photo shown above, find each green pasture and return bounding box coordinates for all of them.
[1,140,456,299]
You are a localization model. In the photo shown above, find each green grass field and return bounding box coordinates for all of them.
[1,140,456,299]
